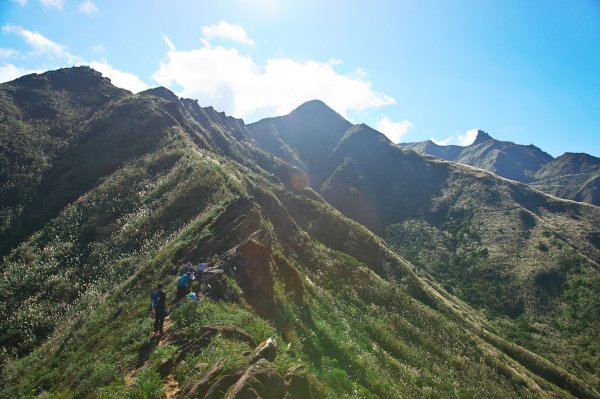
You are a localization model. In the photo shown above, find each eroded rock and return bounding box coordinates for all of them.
[224,358,288,399]
[177,362,223,399]
[248,338,277,364]
[203,371,245,399]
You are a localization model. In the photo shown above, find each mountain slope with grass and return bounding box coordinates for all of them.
[530,152,600,205]
[1,67,599,398]
[249,102,600,394]
[399,131,600,205]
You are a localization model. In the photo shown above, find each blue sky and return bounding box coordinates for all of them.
[1,0,599,156]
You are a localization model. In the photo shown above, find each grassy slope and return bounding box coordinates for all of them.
[322,127,600,389]
[531,153,600,205]
[249,109,600,395]
[4,155,595,398]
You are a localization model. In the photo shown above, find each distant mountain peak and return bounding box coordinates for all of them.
[473,130,493,145]
[292,99,330,111]
[139,86,179,102]
[12,66,112,89]
[289,99,346,121]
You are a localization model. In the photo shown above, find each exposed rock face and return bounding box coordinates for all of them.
[248,338,277,364]
[224,358,288,399]
[202,269,230,300]
[472,130,493,145]
[226,237,276,317]
[167,337,296,398]
[176,197,280,319]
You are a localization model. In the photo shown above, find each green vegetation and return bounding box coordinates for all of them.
[1,67,599,398]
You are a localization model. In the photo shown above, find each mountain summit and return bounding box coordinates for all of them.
[472,129,493,145]
[247,100,351,186]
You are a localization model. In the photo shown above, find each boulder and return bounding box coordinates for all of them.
[177,362,223,399]
[248,338,277,364]
[224,358,288,399]
[203,371,244,399]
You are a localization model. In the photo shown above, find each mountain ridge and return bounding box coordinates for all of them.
[1,67,599,398]
[399,129,599,205]
[247,97,600,394]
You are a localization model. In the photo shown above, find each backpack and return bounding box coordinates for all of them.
[177,274,189,287]
[187,292,198,301]
[151,291,161,308]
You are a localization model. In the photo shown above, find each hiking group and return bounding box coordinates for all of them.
[150,258,209,336]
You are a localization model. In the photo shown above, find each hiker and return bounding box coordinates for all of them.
[150,284,167,336]
[196,257,207,295]
[185,262,195,281]
[175,270,192,301]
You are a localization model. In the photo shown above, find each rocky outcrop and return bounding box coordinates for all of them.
[177,362,223,399]
[174,197,281,320]
[203,371,245,399]
[201,269,231,300]
[248,338,277,364]
[223,358,288,399]
[157,335,312,399]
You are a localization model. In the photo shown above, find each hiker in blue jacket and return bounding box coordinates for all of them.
[150,284,167,336]
[175,270,192,302]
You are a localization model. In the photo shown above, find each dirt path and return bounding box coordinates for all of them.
[124,315,175,387]
[164,374,180,399]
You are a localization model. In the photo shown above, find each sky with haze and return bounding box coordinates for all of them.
[1,0,599,156]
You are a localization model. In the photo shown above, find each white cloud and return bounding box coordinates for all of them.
[2,25,81,63]
[39,0,63,9]
[153,40,395,120]
[431,137,453,146]
[0,48,19,58]
[457,128,479,145]
[90,60,149,93]
[375,115,412,143]
[163,35,176,52]
[2,24,148,93]
[0,63,38,83]
[92,43,104,53]
[201,21,255,47]
[11,0,28,6]
[431,128,479,146]
[78,0,98,14]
